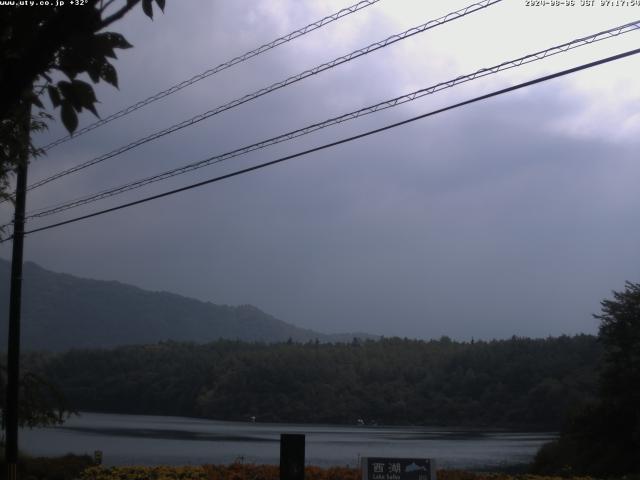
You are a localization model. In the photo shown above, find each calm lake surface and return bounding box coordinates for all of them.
[22,412,555,469]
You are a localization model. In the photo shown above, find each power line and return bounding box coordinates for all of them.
[21,19,640,221]
[23,0,503,194]
[39,0,384,152]
[8,46,638,241]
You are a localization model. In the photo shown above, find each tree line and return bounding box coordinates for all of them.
[23,334,601,430]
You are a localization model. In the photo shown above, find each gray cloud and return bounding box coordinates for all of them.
[2,0,639,341]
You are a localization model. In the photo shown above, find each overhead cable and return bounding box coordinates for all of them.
[22,19,640,220]
[6,46,638,241]
[39,0,384,151]
[24,0,503,194]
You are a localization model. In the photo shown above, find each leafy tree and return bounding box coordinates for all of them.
[533,282,640,476]
[1,0,167,433]
[590,281,640,474]
[0,363,74,429]
[0,0,166,200]
[596,281,640,417]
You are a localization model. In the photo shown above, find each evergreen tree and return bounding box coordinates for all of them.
[534,282,640,476]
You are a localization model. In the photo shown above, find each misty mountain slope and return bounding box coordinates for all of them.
[0,259,371,351]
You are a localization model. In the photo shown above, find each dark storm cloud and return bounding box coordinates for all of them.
[2,1,639,340]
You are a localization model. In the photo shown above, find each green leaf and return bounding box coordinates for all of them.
[57,81,74,104]
[94,33,123,59]
[58,80,99,117]
[31,94,44,109]
[99,32,133,50]
[98,43,117,59]
[155,0,165,11]
[72,80,97,104]
[48,86,61,108]
[142,0,153,19]
[86,60,101,83]
[85,102,99,117]
[59,65,78,80]
[72,80,99,117]
[60,102,78,134]
[57,45,89,76]
[100,63,118,88]
[58,81,81,111]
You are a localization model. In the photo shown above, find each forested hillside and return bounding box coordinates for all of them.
[34,335,600,429]
[0,259,372,350]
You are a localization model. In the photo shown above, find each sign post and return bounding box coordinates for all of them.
[362,458,436,480]
[280,434,305,480]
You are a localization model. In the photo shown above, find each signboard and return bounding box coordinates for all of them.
[361,457,436,480]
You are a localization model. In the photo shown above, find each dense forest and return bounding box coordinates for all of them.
[27,335,600,429]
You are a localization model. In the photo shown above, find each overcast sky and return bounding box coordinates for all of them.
[2,0,639,340]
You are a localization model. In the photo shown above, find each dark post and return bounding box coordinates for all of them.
[279,434,305,480]
[5,103,30,480]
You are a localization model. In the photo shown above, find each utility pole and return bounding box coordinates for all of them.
[5,102,30,480]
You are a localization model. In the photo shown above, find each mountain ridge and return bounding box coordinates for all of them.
[0,258,375,351]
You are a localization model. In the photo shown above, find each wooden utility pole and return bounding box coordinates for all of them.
[5,103,30,480]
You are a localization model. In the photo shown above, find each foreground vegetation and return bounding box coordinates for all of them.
[79,465,603,480]
[0,460,603,480]
[28,334,601,429]
[0,453,94,480]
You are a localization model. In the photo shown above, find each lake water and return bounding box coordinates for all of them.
[22,412,555,469]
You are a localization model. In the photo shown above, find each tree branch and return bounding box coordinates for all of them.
[100,0,118,14]
[100,0,141,30]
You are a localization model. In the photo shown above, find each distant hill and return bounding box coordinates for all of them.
[0,259,374,351]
